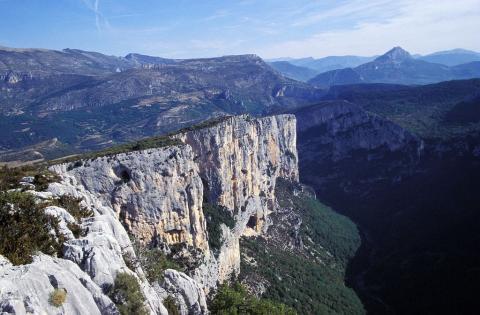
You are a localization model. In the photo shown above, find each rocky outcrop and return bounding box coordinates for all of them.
[156,270,208,315]
[46,170,168,315]
[177,114,298,225]
[50,145,208,252]
[0,254,118,315]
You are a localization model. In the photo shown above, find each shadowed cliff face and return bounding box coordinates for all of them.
[293,100,423,204]
[292,99,480,314]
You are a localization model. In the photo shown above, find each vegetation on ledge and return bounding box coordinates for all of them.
[50,115,233,166]
[0,191,64,265]
[0,165,59,191]
[163,295,180,315]
[203,203,236,254]
[107,272,148,315]
[51,135,182,165]
[49,195,93,238]
[209,282,296,315]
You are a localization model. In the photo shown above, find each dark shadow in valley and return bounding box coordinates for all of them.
[299,136,480,315]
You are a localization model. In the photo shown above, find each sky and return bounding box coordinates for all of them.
[0,0,479,59]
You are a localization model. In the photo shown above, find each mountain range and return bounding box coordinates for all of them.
[270,48,480,83]
[308,47,480,87]
[268,55,377,75]
[0,47,323,162]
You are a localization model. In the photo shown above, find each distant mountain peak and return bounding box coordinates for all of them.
[428,48,480,56]
[376,46,412,63]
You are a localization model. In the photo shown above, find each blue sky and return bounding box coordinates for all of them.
[1,0,479,59]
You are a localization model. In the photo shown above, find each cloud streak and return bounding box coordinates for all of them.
[80,0,110,32]
[258,0,480,58]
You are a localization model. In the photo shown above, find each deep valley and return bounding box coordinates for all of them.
[1,43,480,315]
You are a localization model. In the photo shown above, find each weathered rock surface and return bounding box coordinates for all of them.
[51,146,208,252]
[0,254,118,315]
[177,114,298,227]
[46,171,167,315]
[156,269,208,315]
[44,205,76,240]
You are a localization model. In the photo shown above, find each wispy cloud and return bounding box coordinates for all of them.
[291,0,398,27]
[8,0,477,59]
[259,0,480,58]
[80,0,110,32]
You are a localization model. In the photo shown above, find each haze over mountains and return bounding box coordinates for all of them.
[269,47,480,83]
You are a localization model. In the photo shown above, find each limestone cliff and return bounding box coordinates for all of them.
[177,114,298,222]
[50,145,208,252]
[176,114,298,283]
[0,114,299,315]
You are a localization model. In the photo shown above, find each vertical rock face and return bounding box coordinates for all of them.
[176,114,299,283]
[177,114,298,228]
[51,146,208,252]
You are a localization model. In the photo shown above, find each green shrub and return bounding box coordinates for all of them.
[122,251,137,271]
[67,222,83,238]
[141,248,181,282]
[167,243,204,272]
[209,282,296,315]
[0,165,59,191]
[108,272,148,315]
[175,116,231,133]
[49,288,67,307]
[128,242,182,282]
[0,191,63,265]
[163,295,180,315]
[33,172,60,191]
[0,165,25,191]
[52,135,182,165]
[238,179,365,314]
[49,195,92,239]
[203,203,235,254]
[50,116,231,166]
[51,195,93,222]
